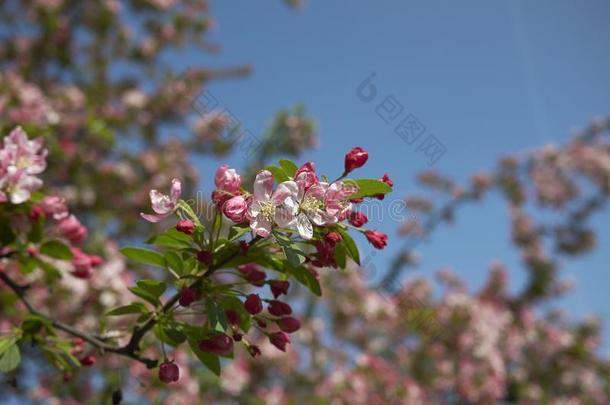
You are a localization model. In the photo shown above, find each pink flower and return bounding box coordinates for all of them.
[294,161,318,190]
[0,166,43,204]
[365,230,388,250]
[222,195,248,223]
[0,127,47,204]
[214,164,241,194]
[140,178,182,223]
[344,146,368,173]
[40,195,69,220]
[58,215,88,244]
[324,181,358,221]
[247,170,298,237]
[1,126,47,175]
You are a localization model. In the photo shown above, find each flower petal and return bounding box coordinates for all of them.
[250,216,273,237]
[254,170,274,200]
[273,181,298,205]
[170,178,182,202]
[296,213,313,240]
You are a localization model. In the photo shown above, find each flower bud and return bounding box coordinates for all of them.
[222,195,248,223]
[175,219,194,235]
[375,173,393,200]
[344,146,368,173]
[238,263,266,286]
[80,355,96,367]
[248,345,262,358]
[348,211,368,227]
[269,331,291,352]
[159,361,180,383]
[268,300,292,317]
[365,230,388,250]
[244,293,263,315]
[269,280,290,298]
[199,333,234,356]
[214,165,241,194]
[324,232,342,247]
[225,309,240,325]
[197,250,212,264]
[178,287,197,307]
[58,215,88,244]
[277,317,301,333]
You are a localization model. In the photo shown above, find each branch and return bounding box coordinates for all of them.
[0,271,157,368]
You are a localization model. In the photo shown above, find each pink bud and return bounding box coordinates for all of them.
[348,211,368,228]
[344,146,368,173]
[365,230,388,250]
[58,215,88,244]
[225,309,240,325]
[238,263,266,286]
[222,195,248,223]
[214,165,241,194]
[175,219,194,235]
[324,232,342,246]
[41,195,69,221]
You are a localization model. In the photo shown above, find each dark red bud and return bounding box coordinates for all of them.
[159,361,180,383]
[244,294,263,315]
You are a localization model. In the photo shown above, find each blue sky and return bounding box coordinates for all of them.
[175,1,610,347]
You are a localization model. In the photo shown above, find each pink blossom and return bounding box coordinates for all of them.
[58,215,88,244]
[223,195,248,223]
[140,178,182,222]
[214,164,241,194]
[0,126,47,204]
[247,170,298,237]
[40,195,69,220]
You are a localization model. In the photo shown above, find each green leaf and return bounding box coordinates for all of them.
[146,233,191,249]
[264,165,289,182]
[40,240,73,260]
[164,251,184,277]
[22,314,52,335]
[287,264,321,297]
[347,179,392,199]
[336,228,360,265]
[274,233,306,267]
[0,217,16,246]
[120,247,165,268]
[333,242,347,269]
[106,303,149,316]
[129,286,161,306]
[228,225,250,242]
[136,279,166,297]
[28,218,43,244]
[0,336,18,356]
[154,323,186,347]
[279,159,298,177]
[188,339,221,376]
[0,344,21,373]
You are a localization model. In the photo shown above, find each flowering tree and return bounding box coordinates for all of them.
[2,1,610,404]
